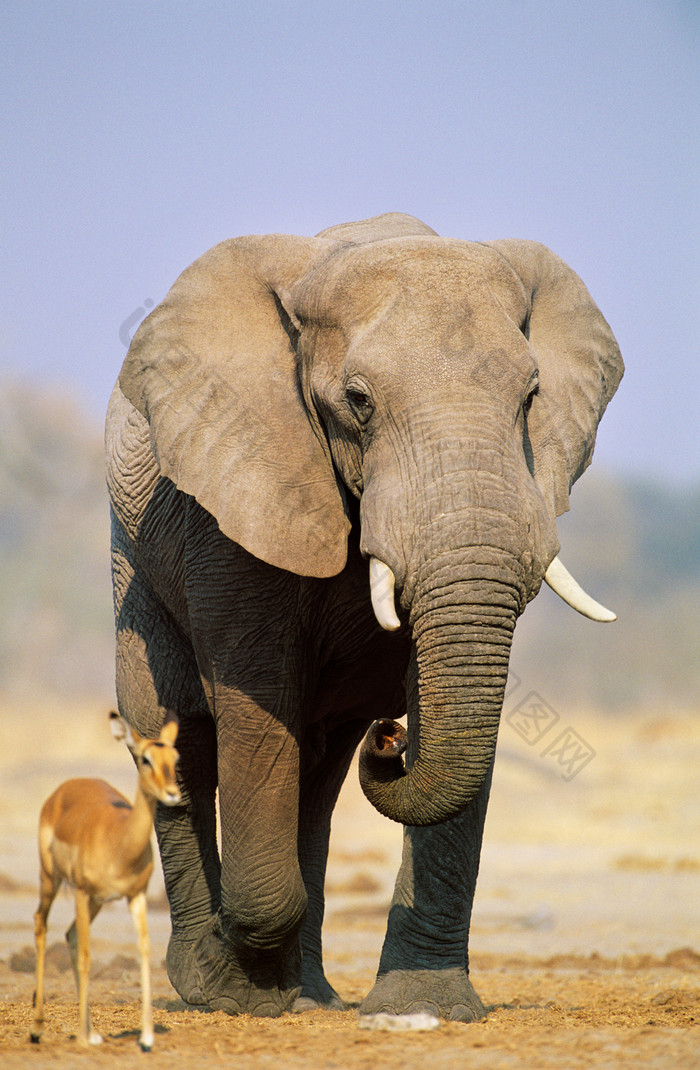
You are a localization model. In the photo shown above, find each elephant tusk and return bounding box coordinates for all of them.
[544,556,617,622]
[369,558,402,632]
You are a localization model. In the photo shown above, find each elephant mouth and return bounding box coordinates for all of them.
[368,553,616,630]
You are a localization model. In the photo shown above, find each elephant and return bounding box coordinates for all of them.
[106,212,623,1021]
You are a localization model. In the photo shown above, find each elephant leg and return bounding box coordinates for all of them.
[155,714,220,1007]
[183,691,307,1017]
[114,569,220,1006]
[360,759,494,1022]
[171,517,316,1016]
[294,719,367,1012]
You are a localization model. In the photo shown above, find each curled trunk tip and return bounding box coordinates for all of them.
[358,720,408,816]
[362,719,407,761]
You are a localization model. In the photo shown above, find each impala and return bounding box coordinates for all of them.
[30,711,180,1050]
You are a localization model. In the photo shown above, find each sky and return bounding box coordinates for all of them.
[1,0,698,482]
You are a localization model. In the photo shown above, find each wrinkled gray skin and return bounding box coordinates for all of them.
[106,213,623,1021]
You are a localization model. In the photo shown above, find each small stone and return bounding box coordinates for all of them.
[358,1012,441,1032]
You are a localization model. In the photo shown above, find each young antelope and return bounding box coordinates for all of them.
[30,711,180,1050]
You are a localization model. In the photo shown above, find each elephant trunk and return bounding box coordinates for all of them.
[359,569,518,826]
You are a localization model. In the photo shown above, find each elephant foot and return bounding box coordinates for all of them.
[166,933,208,1006]
[291,973,347,1013]
[359,968,487,1023]
[168,913,301,1017]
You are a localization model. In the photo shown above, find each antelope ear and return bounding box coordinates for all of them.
[118,234,350,577]
[159,712,179,747]
[485,240,624,516]
[109,710,127,742]
[110,710,139,749]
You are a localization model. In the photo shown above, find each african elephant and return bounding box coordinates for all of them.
[106,212,623,1021]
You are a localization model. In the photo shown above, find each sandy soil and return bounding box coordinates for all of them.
[1,702,698,1068]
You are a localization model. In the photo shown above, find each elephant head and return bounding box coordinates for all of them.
[119,213,623,827]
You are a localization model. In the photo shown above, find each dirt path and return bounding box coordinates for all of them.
[1,704,698,1068]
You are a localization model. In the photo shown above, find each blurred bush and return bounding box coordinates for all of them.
[0,378,113,702]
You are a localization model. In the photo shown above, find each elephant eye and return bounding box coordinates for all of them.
[523,375,539,416]
[346,387,374,425]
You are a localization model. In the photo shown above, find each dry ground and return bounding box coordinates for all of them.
[0,702,698,1068]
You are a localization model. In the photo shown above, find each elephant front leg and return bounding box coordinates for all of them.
[360,761,494,1022]
[157,759,221,1007]
[187,701,307,1017]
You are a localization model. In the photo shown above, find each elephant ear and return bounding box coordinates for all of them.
[316,211,439,243]
[118,233,351,577]
[484,240,624,517]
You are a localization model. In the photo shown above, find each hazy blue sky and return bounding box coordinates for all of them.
[2,1,698,480]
